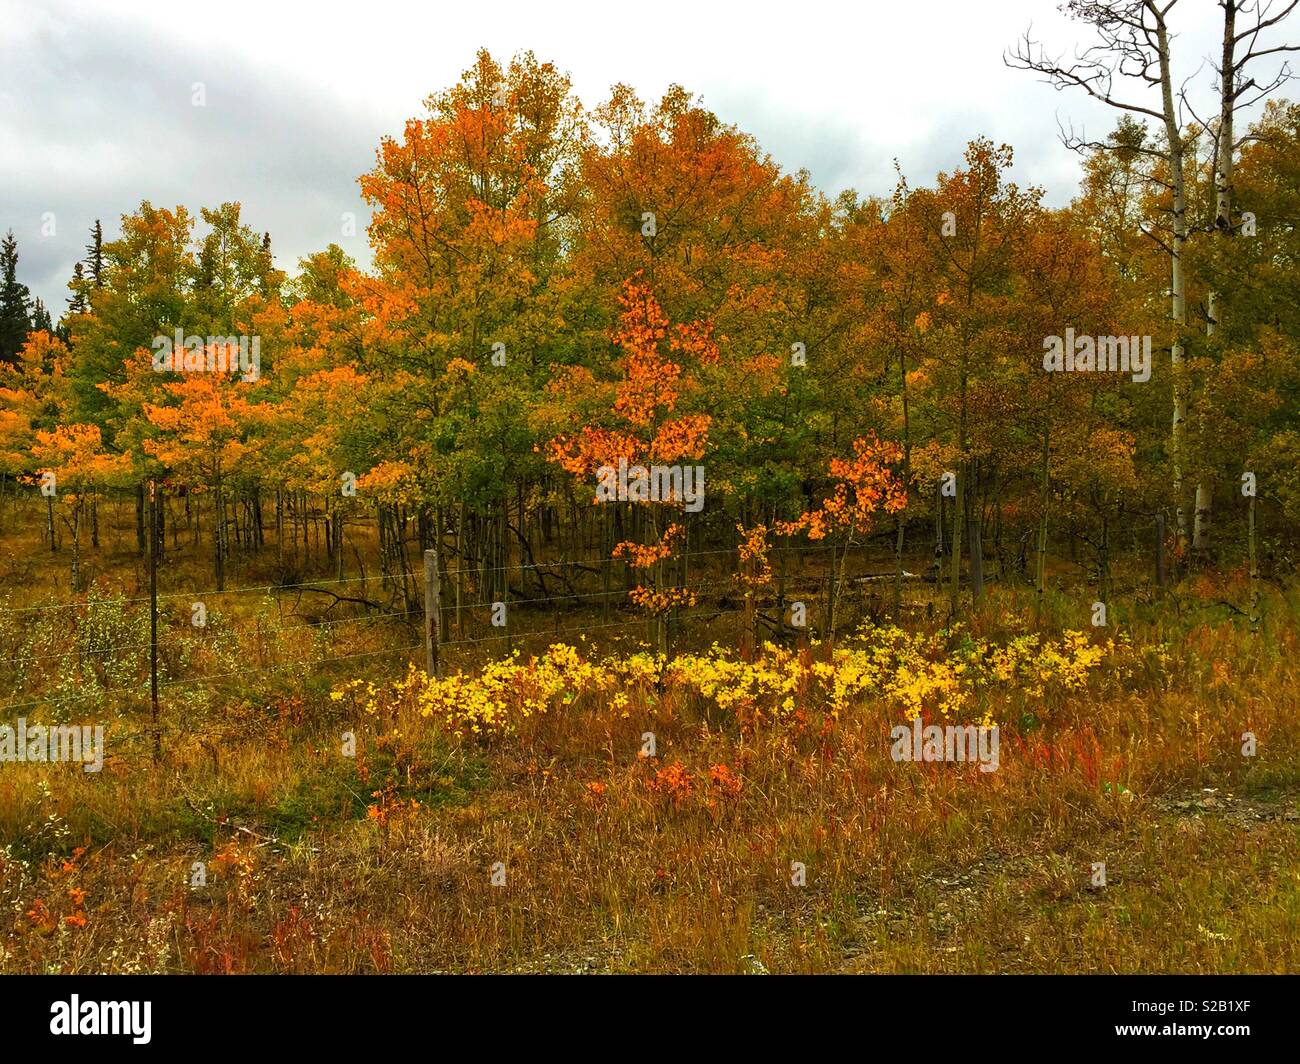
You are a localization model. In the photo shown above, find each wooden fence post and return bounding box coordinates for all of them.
[1248,494,1259,632]
[424,547,442,678]
[149,478,160,763]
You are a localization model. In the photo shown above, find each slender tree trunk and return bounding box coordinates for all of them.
[894,342,912,615]
[934,482,944,561]
[601,507,612,625]
[968,509,984,602]
[456,503,465,638]
[826,540,838,641]
[214,470,225,592]
[71,501,82,590]
[777,530,788,640]
[500,495,511,653]
[1157,18,1191,554]
[743,545,756,660]
[1155,511,1167,594]
[1195,1,1242,558]
[1248,493,1259,632]
[335,509,344,583]
[966,459,984,602]
[136,481,146,555]
[1099,512,1111,605]
[1036,428,1050,623]
[949,468,964,613]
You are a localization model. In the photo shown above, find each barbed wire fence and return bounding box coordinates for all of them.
[1,536,919,760]
[1,496,1268,764]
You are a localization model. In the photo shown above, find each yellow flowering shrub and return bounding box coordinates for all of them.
[327,625,1128,741]
[411,644,617,739]
[611,652,666,687]
[666,625,1123,728]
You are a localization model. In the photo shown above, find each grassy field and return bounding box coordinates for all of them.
[1,499,1297,974]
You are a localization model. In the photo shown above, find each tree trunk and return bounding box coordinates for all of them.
[948,468,964,613]
[968,511,984,603]
[214,472,225,592]
[1195,1,1242,559]
[1156,17,1191,553]
[1155,512,1167,594]
[136,481,146,554]
[71,501,82,590]
[894,342,912,615]
[826,541,838,641]
[1248,493,1259,632]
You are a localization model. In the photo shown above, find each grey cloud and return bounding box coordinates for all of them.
[1,10,383,314]
[2,7,1142,318]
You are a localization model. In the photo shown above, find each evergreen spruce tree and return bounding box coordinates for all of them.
[0,229,33,365]
[86,219,104,287]
[67,261,89,315]
[31,297,53,334]
[58,261,90,343]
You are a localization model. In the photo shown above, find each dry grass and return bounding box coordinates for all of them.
[0,499,1297,974]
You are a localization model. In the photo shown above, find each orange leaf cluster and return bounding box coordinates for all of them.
[613,523,685,568]
[645,762,694,805]
[779,434,907,540]
[546,276,712,476]
[707,763,743,798]
[629,585,697,613]
[736,522,774,588]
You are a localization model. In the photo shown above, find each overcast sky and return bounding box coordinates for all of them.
[1,0,1283,315]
